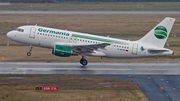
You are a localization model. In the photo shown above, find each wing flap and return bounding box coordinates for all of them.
[72,43,110,56]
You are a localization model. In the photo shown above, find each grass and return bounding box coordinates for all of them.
[0,2,180,11]
[0,14,180,36]
[0,75,148,101]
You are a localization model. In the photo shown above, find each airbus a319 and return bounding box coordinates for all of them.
[7,17,175,66]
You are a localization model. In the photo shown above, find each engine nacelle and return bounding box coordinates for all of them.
[52,45,72,57]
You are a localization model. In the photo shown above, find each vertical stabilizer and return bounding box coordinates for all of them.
[138,17,175,47]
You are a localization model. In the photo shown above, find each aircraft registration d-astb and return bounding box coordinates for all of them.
[7,17,175,66]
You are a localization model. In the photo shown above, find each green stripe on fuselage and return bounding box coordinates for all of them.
[72,34,129,45]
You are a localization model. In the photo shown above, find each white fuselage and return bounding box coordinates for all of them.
[7,25,173,58]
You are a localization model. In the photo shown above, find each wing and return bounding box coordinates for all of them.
[51,42,110,56]
[72,43,110,54]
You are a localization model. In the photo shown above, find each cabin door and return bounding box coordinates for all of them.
[131,43,138,55]
[29,27,36,39]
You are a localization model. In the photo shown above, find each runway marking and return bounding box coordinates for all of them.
[0,11,180,15]
[16,68,132,71]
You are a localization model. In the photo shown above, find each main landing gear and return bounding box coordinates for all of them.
[80,56,88,66]
[27,45,33,56]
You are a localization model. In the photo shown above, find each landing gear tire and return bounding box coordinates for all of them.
[27,45,33,56]
[80,59,88,66]
[27,52,31,56]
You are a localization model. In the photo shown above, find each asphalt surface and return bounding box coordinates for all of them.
[0,62,180,74]
[0,62,180,101]
[0,11,180,15]
[88,75,180,101]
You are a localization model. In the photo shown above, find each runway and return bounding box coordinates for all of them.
[1,62,180,101]
[0,11,180,15]
[0,62,180,74]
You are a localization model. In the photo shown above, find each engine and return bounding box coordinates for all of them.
[52,45,72,57]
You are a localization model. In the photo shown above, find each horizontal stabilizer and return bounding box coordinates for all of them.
[148,49,169,54]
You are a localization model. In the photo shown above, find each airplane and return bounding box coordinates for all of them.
[7,17,175,66]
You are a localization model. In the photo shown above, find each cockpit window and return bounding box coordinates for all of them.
[17,29,21,31]
[16,28,24,32]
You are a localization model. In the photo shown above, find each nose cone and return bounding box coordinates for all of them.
[7,31,14,39]
[7,31,11,38]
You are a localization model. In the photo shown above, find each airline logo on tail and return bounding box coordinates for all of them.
[154,26,167,39]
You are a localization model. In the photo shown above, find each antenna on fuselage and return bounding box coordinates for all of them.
[65,27,67,30]
[35,24,37,26]
[26,19,29,23]
[107,35,110,37]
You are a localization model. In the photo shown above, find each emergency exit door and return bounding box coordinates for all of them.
[29,27,36,38]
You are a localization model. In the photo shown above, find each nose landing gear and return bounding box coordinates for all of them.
[27,45,33,56]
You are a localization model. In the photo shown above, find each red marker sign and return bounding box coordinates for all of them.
[42,86,59,91]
